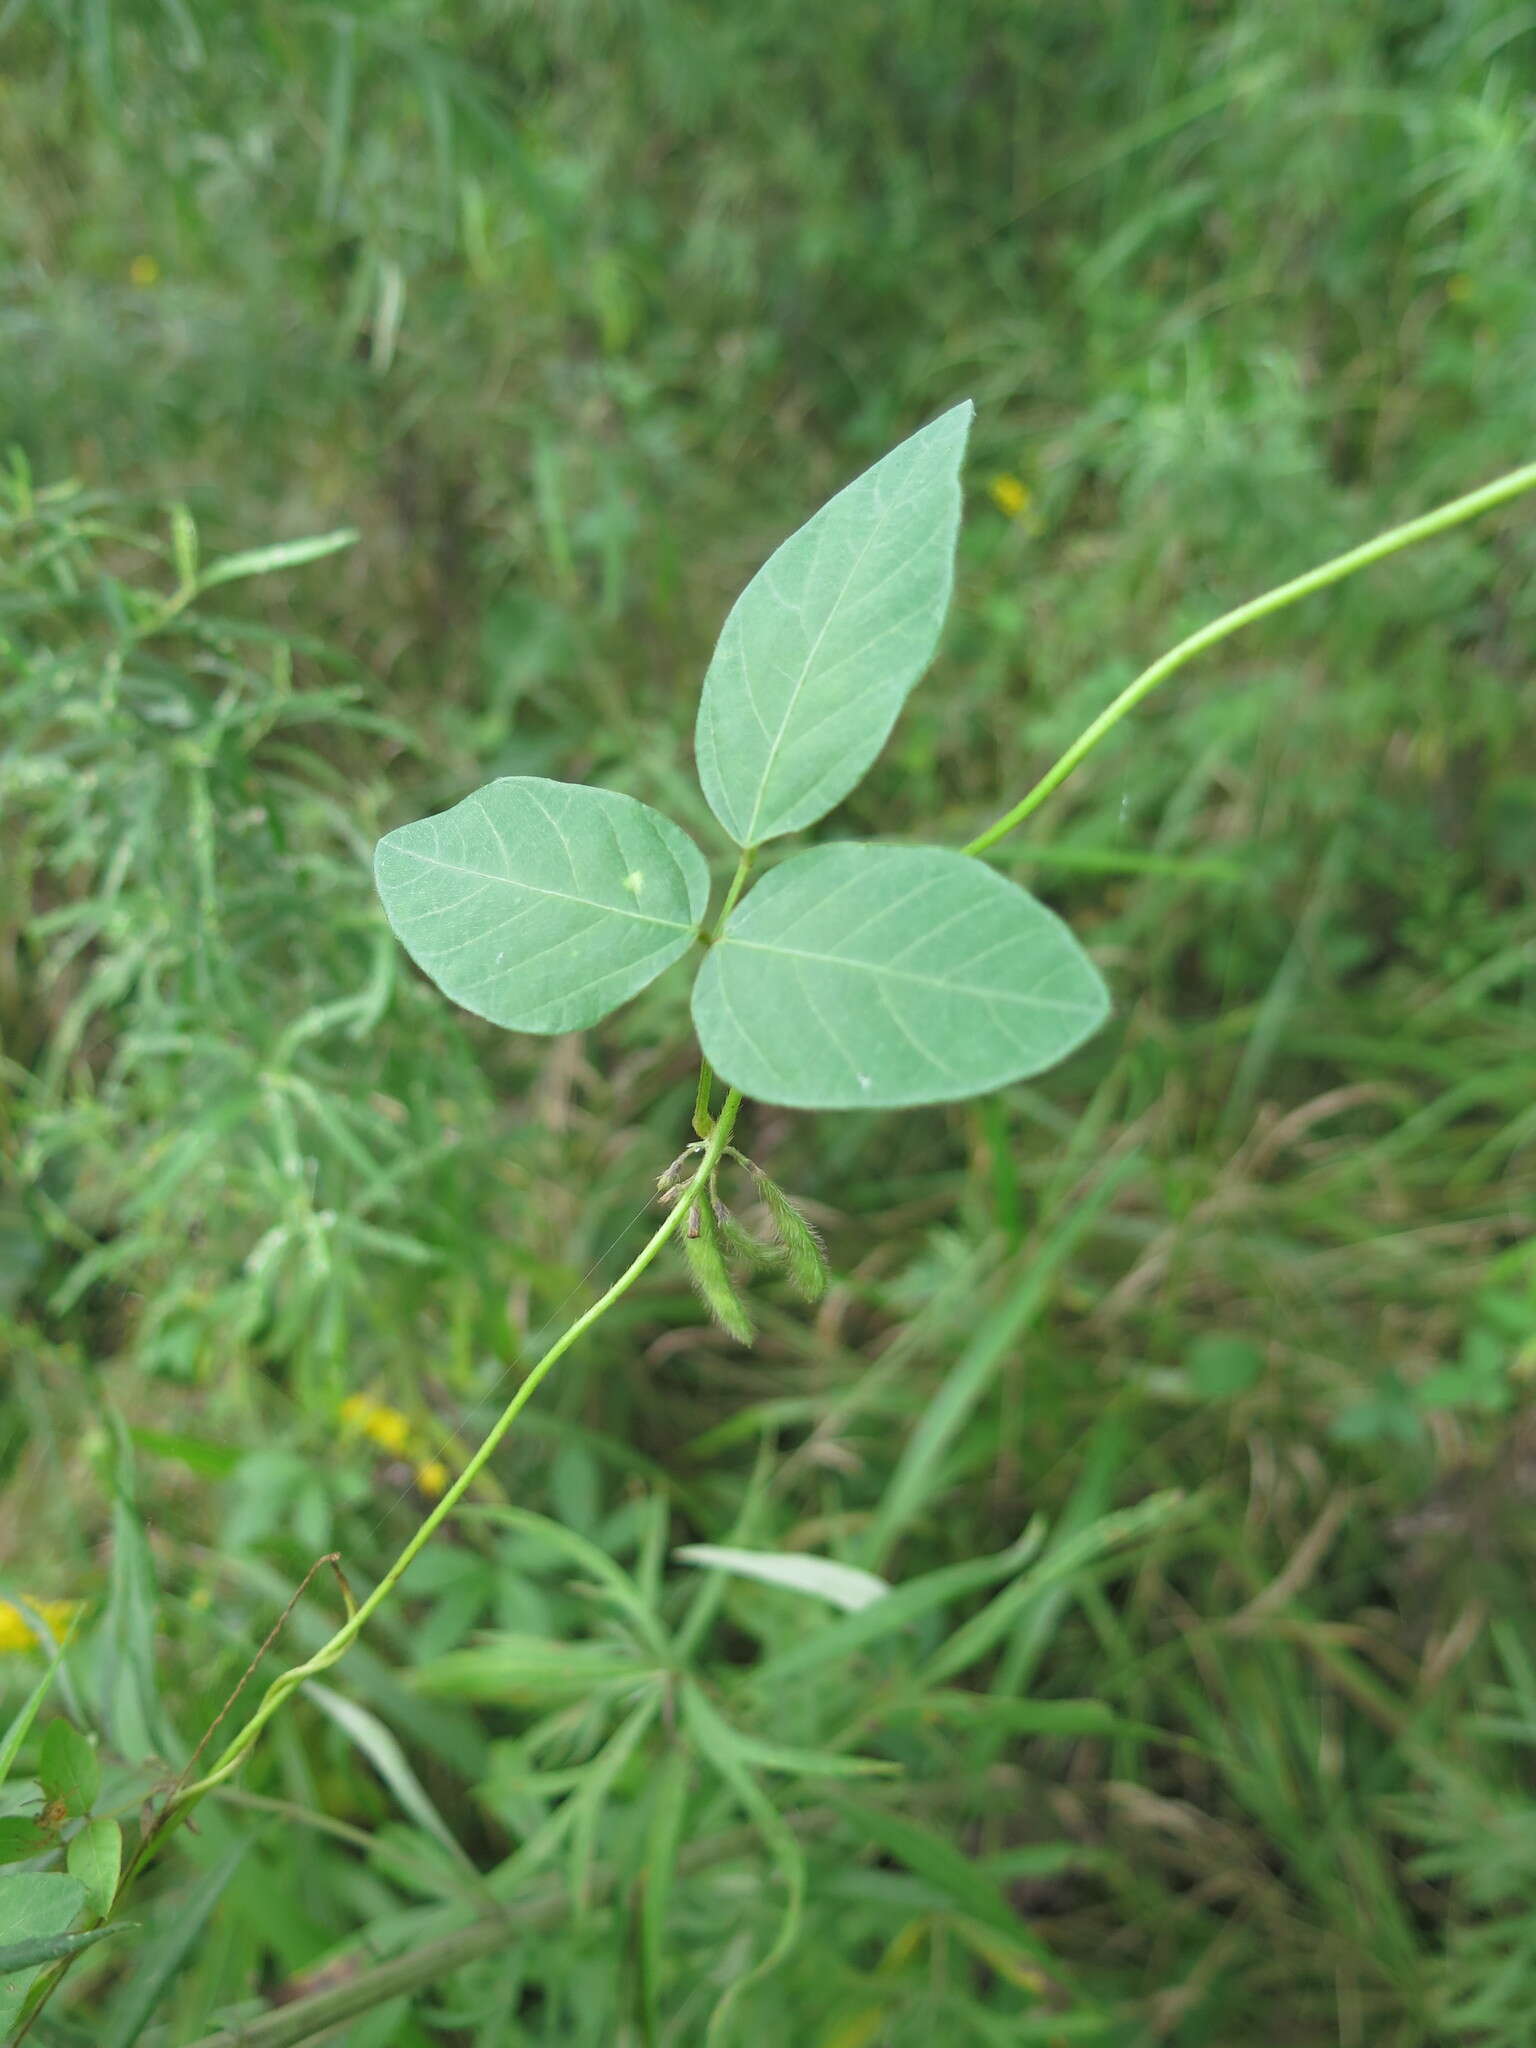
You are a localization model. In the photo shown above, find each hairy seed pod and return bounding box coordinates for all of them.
[717,1210,786,1272]
[681,1205,755,1344]
[753,1171,829,1303]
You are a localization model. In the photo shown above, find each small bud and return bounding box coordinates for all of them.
[681,1205,755,1344]
[656,1144,705,1195]
[752,1171,829,1303]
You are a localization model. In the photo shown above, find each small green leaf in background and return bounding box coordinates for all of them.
[695,402,973,847]
[67,1817,122,1919]
[0,1820,53,1864]
[39,1721,99,1818]
[0,1872,88,2037]
[1186,1333,1265,1399]
[374,776,709,1033]
[406,1633,646,1706]
[693,843,1109,1109]
[99,1427,171,1764]
[194,526,358,592]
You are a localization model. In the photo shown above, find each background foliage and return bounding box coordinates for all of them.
[3,3,1535,2042]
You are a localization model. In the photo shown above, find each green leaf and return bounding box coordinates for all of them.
[681,1684,805,2043]
[374,776,708,1033]
[694,402,972,847]
[0,1643,71,1785]
[39,1720,99,1818]
[194,527,358,592]
[0,1917,127,1972]
[99,1425,169,1763]
[66,1817,122,1919]
[406,1633,646,1706]
[673,1545,890,1613]
[693,844,1109,1109]
[0,1872,87,2037]
[1186,1333,1265,1399]
[303,1683,472,1871]
[0,1819,52,1864]
[640,1748,689,2036]
[831,1800,1045,1950]
[100,1842,246,2048]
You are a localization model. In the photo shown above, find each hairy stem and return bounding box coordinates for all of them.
[964,457,1536,856]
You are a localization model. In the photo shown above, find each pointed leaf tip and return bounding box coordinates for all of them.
[695,404,974,847]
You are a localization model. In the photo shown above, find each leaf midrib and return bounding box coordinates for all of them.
[741,485,897,844]
[717,934,1098,1010]
[387,845,692,932]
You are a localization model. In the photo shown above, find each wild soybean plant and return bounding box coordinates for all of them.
[150,413,1536,1837]
[376,404,1107,1335]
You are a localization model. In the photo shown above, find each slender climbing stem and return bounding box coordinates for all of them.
[163,1091,745,1818]
[964,458,1536,857]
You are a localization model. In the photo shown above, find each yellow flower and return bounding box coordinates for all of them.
[415,1459,450,1499]
[128,254,161,288]
[988,472,1031,519]
[0,1598,83,1654]
[339,1394,414,1455]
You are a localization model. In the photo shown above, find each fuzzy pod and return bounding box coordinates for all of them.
[752,1172,829,1303]
[681,1205,755,1344]
[717,1209,786,1273]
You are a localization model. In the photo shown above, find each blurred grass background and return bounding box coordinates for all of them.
[3,2,1536,2042]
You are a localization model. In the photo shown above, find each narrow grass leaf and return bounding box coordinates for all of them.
[407,1634,645,1706]
[641,1747,691,2036]
[304,1682,474,1871]
[705,1728,896,1779]
[681,1683,806,2044]
[375,776,708,1033]
[674,1545,890,1614]
[694,844,1108,1110]
[0,1918,127,1972]
[101,1843,247,2048]
[0,1646,72,1783]
[751,1527,1045,1689]
[99,1447,170,1764]
[459,1505,671,1658]
[831,1799,1055,1961]
[695,403,972,846]
[568,1693,659,1909]
[195,529,359,592]
[864,1158,1139,1565]
[922,1490,1186,1684]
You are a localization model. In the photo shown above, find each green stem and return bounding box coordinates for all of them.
[964,457,1536,857]
[693,1060,715,1138]
[714,846,757,929]
[163,1090,745,1820]
[690,848,757,1139]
